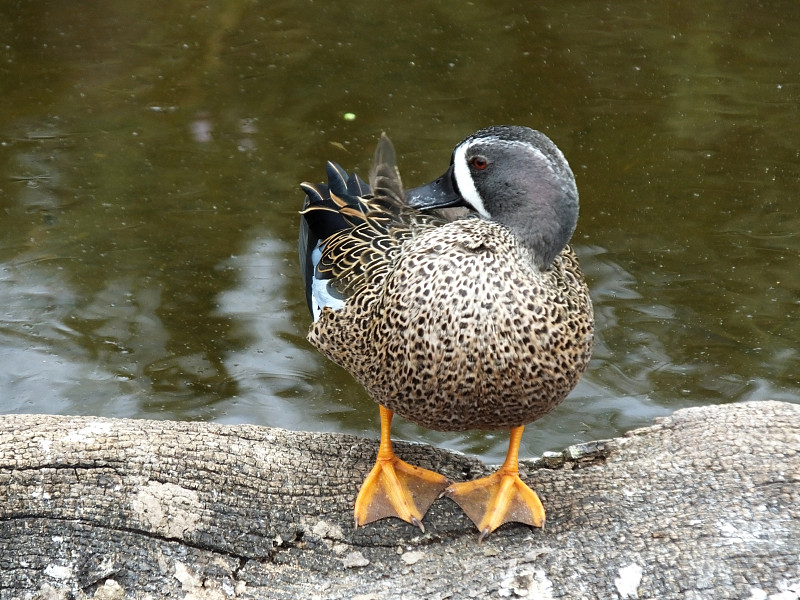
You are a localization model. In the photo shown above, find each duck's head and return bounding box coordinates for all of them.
[405,125,579,271]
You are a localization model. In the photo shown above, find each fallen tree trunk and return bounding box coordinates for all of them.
[1,401,798,600]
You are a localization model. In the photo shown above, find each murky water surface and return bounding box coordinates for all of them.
[2,1,798,463]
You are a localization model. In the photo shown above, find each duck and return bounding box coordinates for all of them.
[298,125,594,540]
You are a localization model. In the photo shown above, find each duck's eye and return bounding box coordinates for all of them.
[470,156,488,170]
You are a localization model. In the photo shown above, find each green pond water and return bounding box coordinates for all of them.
[1,1,798,463]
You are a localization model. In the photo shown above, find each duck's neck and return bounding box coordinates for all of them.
[502,200,577,272]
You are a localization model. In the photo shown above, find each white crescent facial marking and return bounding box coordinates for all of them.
[452,142,490,218]
[453,138,558,219]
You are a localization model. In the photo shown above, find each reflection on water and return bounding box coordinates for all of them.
[1,0,798,464]
[215,237,341,431]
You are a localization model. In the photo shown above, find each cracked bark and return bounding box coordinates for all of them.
[1,400,799,600]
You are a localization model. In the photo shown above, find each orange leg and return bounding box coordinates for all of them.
[354,405,451,532]
[444,426,545,541]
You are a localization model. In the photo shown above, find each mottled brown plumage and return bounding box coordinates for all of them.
[299,126,594,538]
[309,216,592,431]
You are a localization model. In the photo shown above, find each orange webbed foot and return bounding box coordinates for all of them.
[355,454,451,531]
[444,425,544,541]
[354,405,450,531]
[444,468,544,541]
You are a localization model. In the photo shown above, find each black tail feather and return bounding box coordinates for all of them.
[299,164,371,314]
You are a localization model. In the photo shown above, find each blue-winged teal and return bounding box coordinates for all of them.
[299,126,593,540]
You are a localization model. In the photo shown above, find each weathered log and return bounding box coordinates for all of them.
[1,401,798,599]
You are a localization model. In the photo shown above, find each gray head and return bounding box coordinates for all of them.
[406,126,579,271]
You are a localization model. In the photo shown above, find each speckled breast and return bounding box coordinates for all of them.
[311,219,594,432]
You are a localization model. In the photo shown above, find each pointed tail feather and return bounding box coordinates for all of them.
[299,164,372,316]
[369,133,405,202]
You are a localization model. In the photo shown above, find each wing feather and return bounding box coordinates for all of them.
[299,136,446,316]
